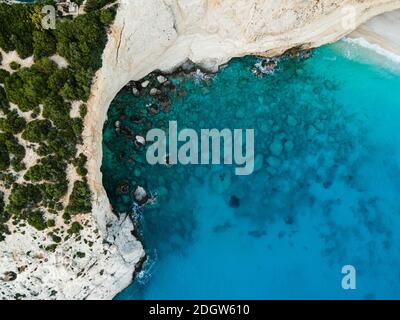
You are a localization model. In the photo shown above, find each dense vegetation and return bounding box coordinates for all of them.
[0,0,117,241]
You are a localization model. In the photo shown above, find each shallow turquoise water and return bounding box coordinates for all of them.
[102,41,400,300]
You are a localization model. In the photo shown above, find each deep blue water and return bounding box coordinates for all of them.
[102,41,400,300]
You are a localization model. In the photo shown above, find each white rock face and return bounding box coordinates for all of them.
[0,213,144,300]
[2,0,400,300]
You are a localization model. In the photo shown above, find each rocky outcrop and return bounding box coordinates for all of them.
[83,0,400,300]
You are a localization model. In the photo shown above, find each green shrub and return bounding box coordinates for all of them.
[45,244,57,252]
[42,94,71,128]
[85,0,114,13]
[76,251,86,258]
[100,6,116,26]
[67,221,83,235]
[25,156,67,183]
[73,153,88,176]
[65,180,92,215]
[9,62,21,70]
[22,119,52,143]
[0,86,10,112]
[40,182,68,202]
[33,30,57,60]
[0,142,10,171]
[6,183,42,216]
[0,133,25,169]
[46,219,55,228]
[0,4,35,58]
[56,13,105,70]
[4,67,48,111]
[0,69,10,84]
[79,104,87,118]
[0,110,27,134]
[27,211,47,231]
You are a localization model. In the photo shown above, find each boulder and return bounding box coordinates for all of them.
[287,115,297,127]
[149,88,161,96]
[132,87,140,96]
[270,139,283,156]
[157,75,168,84]
[284,140,294,153]
[141,80,150,88]
[267,156,281,168]
[133,186,149,205]
[254,154,264,172]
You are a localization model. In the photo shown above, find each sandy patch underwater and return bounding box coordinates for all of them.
[101,41,400,300]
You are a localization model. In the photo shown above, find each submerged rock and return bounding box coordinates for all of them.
[284,140,294,153]
[270,139,283,156]
[116,180,130,194]
[135,135,146,146]
[157,75,167,84]
[132,87,140,97]
[134,167,142,177]
[133,186,149,206]
[287,115,298,127]
[267,156,281,168]
[210,169,232,194]
[308,125,318,138]
[254,154,264,172]
[149,88,161,96]
[228,195,240,208]
[149,105,160,115]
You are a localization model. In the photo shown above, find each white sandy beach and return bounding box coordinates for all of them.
[350,9,400,57]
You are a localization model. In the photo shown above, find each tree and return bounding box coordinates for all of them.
[56,13,105,70]
[73,153,88,176]
[0,133,25,170]
[65,180,92,215]
[0,69,10,84]
[40,182,68,202]
[0,110,27,134]
[22,119,52,143]
[100,6,117,26]
[33,30,57,60]
[6,183,42,216]
[27,211,47,231]
[0,4,35,58]
[42,94,71,129]
[85,0,115,12]
[0,144,10,171]
[24,155,67,183]
[0,86,10,112]
[4,67,48,111]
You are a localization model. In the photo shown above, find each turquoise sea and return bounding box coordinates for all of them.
[102,41,400,300]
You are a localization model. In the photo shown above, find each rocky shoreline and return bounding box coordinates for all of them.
[84,0,400,300]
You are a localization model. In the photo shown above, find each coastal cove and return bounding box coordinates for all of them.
[102,41,400,300]
[2,0,400,300]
